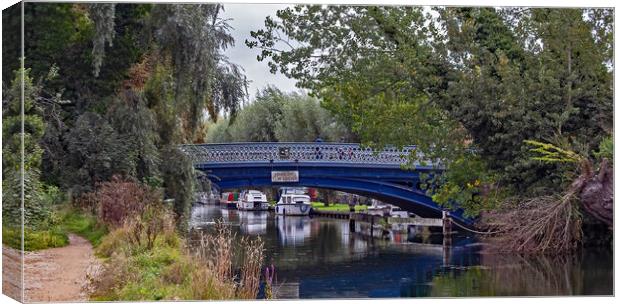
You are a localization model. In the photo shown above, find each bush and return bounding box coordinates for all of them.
[96,176,162,228]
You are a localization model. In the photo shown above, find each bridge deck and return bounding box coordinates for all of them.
[180,142,438,167]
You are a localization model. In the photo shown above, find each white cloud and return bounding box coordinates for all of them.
[221,4,301,101]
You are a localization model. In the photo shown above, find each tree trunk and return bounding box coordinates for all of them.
[577,158,613,228]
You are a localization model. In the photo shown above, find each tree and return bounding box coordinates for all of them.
[160,145,195,230]
[61,112,133,195]
[227,87,286,142]
[246,6,613,217]
[107,89,160,182]
[274,93,349,142]
[205,87,352,143]
[2,68,50,228]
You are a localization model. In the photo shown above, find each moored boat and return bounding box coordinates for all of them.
[238,190,270,211]
[220,192,238,209]
[275,194,312,216]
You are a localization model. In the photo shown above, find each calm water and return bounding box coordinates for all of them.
[189,205,613,298]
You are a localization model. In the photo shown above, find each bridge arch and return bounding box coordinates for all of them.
[181,142,473,226]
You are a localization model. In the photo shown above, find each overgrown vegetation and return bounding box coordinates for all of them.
[91,203,265,300]
[58,178,266,300]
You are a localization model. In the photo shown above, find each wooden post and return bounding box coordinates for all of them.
[442,210,452,266]
[442,211,452,246]
[370,215,375,237]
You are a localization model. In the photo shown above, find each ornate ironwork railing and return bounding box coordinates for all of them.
[180,142,428,166]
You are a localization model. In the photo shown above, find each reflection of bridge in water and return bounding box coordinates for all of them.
[181,142,473,226]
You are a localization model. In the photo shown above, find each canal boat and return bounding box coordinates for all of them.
[367,200,392,216]
[238,190,270,211]
[275,194,312,216]
[389,207,409,218]
[220,192,238,209]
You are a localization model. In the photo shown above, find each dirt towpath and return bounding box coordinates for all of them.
[3,234,97,302]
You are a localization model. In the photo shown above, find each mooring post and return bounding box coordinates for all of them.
[349,210,356,233]
[442,210,452,246]
[370,215,375,237]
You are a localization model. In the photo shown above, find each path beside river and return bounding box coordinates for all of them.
[2,234,98,302]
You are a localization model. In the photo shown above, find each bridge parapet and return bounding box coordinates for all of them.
[180,142,427,166]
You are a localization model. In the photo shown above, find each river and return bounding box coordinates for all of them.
[189,205,612,298]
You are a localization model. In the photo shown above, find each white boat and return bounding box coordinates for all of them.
[238,190,270,211]
[389,207,410,218]
[275,194,312,216]
[367,200,391,216]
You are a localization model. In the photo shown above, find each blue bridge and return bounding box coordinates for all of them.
[180,142,473,226]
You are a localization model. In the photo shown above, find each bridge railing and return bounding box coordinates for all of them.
[180,142,430,166]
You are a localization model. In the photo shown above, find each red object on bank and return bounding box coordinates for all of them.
[308,188,317,200]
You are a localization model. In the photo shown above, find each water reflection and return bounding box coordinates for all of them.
[189,205,612,298]
[240,211,268,235]
[428,250,613,296]
[276,215,311,245]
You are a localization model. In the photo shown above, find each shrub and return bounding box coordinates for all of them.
[96,176,162,228]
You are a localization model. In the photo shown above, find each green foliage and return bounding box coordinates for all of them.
[248,6,460,156]
[60,209,108,247]
[107,90,160,181]
[148,4,248,132]
[88,4,116,77]
[205,118,232,143]
[160,146,195,230]
[430,154,501,217]
[247,6,613,214]
[594,135,613,163]
[2,226,69,251]
[61,112,133,194]
[2,68,51,228]
[228,87,285,141]
[206,87,351,143]
[524,140,583,163]
[274,93,349,142]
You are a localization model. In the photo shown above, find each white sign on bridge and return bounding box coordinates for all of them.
[271,170,299,183]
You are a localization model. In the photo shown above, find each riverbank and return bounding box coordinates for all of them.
[2,234,98,302]
[311,202,367,212]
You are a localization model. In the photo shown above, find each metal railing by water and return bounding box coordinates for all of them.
[180,142,425,166]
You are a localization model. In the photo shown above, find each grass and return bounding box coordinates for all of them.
[2,226,69,251]
[92,220,265,301]
[2,206,109,251]
[310,202,368,212]
[60,209,108,247]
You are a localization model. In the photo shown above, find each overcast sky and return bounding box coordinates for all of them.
[221,4,301,101]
